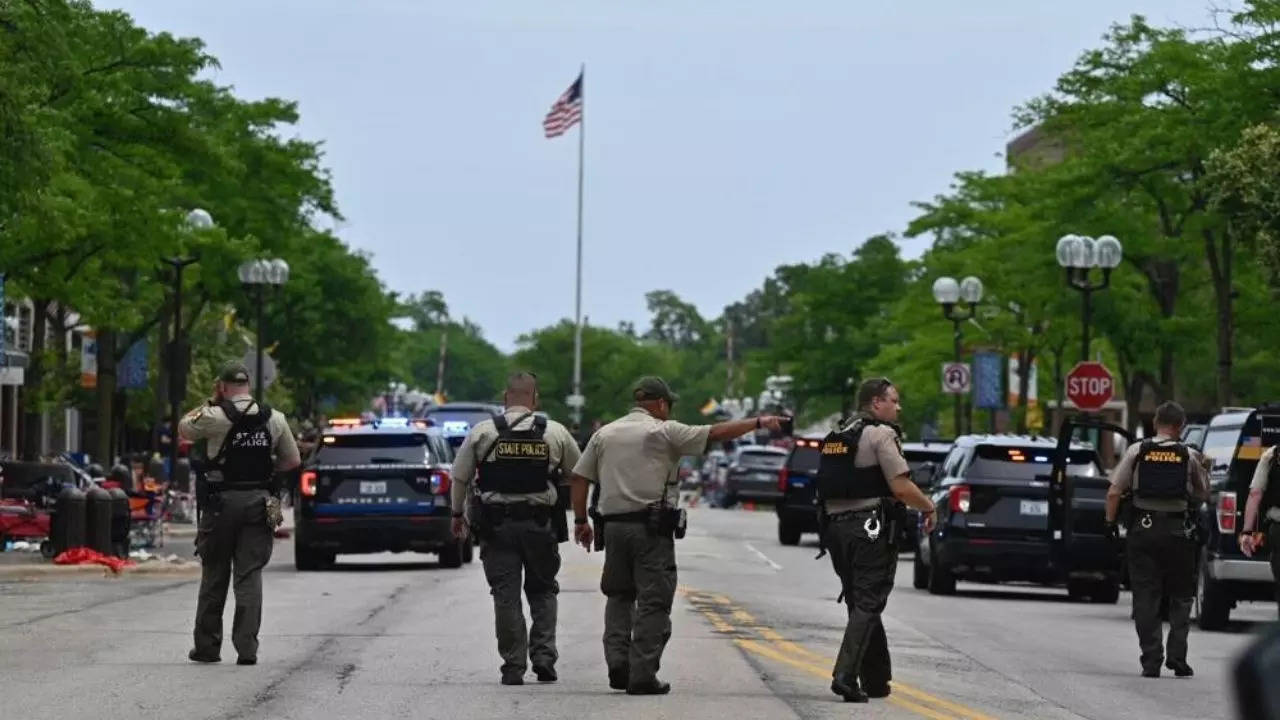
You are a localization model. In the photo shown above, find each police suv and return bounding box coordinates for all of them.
[422,402,503,451]
[293,417,471,570]
[914,431,1118,601]
[1195,404,1279,629]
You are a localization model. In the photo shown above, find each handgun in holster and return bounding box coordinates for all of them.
[552,481,570,543]
[589,483,605,551]
[467,494,495,542]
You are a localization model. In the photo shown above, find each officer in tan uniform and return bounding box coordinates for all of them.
[1105,401,1209,678]
[179,362,300,666]
[1239,445,1280,616]
[449,372,581,686]
[569,376,784,696]
[817,378,936,703]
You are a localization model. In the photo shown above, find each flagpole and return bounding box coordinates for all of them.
[571,64,585,426]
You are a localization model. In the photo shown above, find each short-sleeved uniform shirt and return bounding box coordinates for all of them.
[1249,446,1280,522]
[826,417,911,514]
[572,407,711,515]
[178,394,301,472]
[449,406,581,510]
[1108,434,1209,512]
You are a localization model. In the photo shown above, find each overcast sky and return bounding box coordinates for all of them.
[104,1,1214,351]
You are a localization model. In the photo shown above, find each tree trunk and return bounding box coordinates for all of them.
[1204,228,1234,408]
[1015,347,1034,434]
[95,330,117,464]
[153,298,171,453]
[1051,343,1065,433]
[20,299,49,460]
[1142,259,1180,400]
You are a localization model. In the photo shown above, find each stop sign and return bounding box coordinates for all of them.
[1066,361,1115,412]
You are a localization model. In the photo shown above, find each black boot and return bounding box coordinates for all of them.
[1165,659,1194,678]
[608,666,630,690]
[831,678,869,703]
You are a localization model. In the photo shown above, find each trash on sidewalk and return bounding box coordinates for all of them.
[54,547,135,574]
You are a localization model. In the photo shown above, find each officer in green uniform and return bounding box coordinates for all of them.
[180,362,300,665]
[1105,401,1209,678]
[569,377,784,696]
[450,372,581,686]
[818,378,936,703]
[1238,444,1279,616]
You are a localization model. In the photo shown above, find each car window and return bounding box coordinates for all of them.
[964,444,1100,480]
[738,450,786,468]
[942,448,965,479]
[1201,425,1242,476]
[787,445,822,474]
[424,409,496,435]
[315,433,443,465]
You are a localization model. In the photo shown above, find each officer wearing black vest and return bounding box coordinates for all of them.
[449,372,581,686]
[1239,443,1280,616]
[818,378,936,704]
[1106,401,1209,678]
[179,362,300,665]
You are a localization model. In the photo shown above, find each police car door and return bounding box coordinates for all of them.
[1045,418,1133,568]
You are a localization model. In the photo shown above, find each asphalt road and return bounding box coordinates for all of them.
[0,507,1271,719]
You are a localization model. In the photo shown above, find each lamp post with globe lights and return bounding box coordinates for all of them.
[932,275,984,436]
[1055,234,1123,362]
[164,209,213,483]
[237,258,290,403]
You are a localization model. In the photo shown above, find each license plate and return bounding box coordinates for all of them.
[1020,500,1048,516]
[359,481,387,495]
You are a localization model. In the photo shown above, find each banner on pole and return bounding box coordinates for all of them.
[119,339,149,390]
[80,331,98,389]
[973,352,1004,410]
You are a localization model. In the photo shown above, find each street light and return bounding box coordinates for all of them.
[162,209,212,485]
[933,275,983,436]
[238,257,290,403]
[1056,234,1122,361]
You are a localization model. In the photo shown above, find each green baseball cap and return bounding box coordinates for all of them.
[218,361,252,385]
[633,376,678,404]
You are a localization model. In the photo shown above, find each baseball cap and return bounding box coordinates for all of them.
[218,361,252,385]
[633,376,678,404]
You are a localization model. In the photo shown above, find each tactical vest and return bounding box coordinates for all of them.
[209,400,275,491]
[476,414,552,495]
[1262,449,1280,512]
[816,418,894,502]
[1133,440,1189,501]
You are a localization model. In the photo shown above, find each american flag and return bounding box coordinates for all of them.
[543,72,583,138]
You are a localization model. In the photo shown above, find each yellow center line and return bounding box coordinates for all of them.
[684,587,1000,720]
[735,639,956,720]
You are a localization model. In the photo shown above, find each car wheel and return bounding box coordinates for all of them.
[778,518,801,546]
[439,540,464,568]
[294,544,321,571]
[1196,552,1231,631]
[1091,578,1121,604]
[927,547,956,595]
[913,549,928,590]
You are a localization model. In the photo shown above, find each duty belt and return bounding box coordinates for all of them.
[600,510,650,523]
[483,503,551,521]
[826,507,881,523]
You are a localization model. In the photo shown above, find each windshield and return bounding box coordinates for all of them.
[966,445,1100,480]
[739,451,786,469]
[1202,425,1242,479]
[424,409,496,436]
[315,433,442,465]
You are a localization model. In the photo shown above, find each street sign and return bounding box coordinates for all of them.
[972,352,1003,410]
[242,349,277,390]
[565,394,585,408]
[1065,361,1114,412]
[941,362,971,395]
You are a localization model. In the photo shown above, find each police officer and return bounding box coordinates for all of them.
[449,372,581,686]
[1105,401,1209,678]
[1238,444,1279,616]
[569,376,784,696]
[179,362,300,665]
[818,378,936,703]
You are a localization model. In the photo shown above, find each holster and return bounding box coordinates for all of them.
[551,492,570,544]
[646,504,682,539]
[815,505,830,560]
[590,508,606,551]
[467,495,494,542]
[884,502,906,550]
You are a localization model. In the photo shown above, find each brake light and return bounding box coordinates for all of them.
[949,485,971,513]
[1218,491,1237,534]
[778,467,789,492]
[430,470,451,495]
[300,471,317,498]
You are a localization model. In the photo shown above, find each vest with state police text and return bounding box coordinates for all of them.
[476,414,553,496]
[1133,440,1189,502]
[210,400,275,490]
[816,418,894,502]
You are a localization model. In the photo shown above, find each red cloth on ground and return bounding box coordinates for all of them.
[53,547,135,573]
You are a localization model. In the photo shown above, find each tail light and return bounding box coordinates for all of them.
[1218,491,1237,534]
[778,467,790,492]
[949,485,971,514]
[300,471,317,498]
[430,470,451,495]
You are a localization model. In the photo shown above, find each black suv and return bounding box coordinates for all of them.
[914,428,1120,602]
[1195,404,1280,630]
[294,417,471,570]
[422,402,503,451]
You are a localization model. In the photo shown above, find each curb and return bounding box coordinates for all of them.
[0,561,202,580]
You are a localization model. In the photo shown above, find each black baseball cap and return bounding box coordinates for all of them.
[218,361,252,385]
[633,376,678,404]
